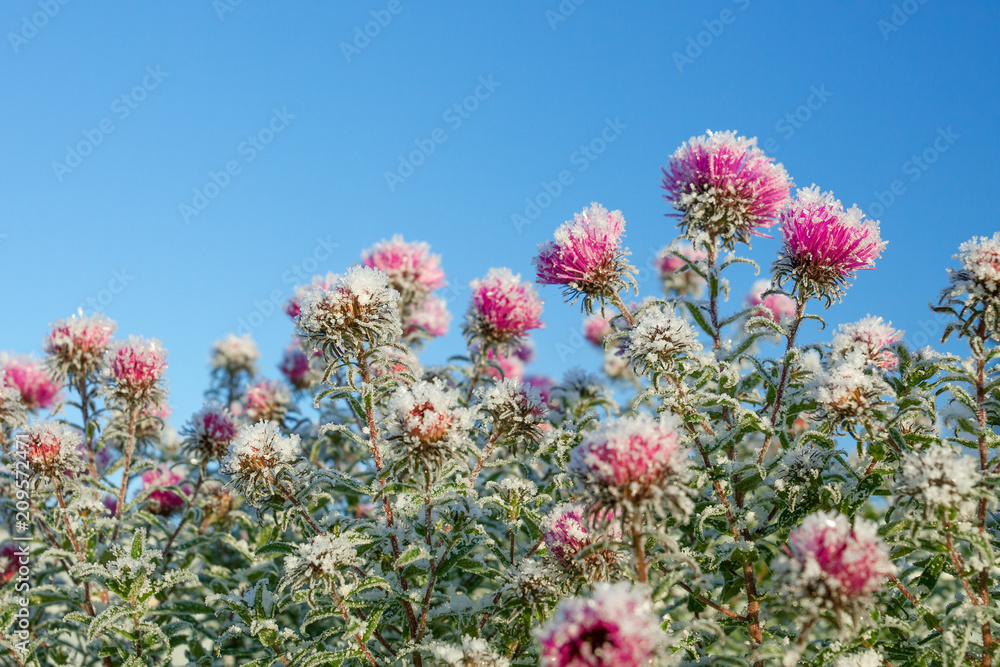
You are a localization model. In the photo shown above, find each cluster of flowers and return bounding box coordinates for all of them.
[2,129,998,667]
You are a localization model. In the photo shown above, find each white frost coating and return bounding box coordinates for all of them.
[285,533,363,580]
[221,420,301,474]
[428,635,510,667]
[896,443,980,513]
[625,303,702,371]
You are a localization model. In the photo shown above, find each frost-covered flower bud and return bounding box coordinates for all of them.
[210,333,259,378]
[536,582,666,667]
[464,268,544,350]
[500,558,559,609]
[569,414,692,521]
[141,464,189,514]
[241,379,293,423]
[44,312,116,380]
[221,421,302,504]
[776,511,896,616]
[543,503,622,577]
[362,235,446,300]
[831,316,903,370]
[284,532,364,592]
[296,265,402,356]
[1,354,60,412]
[102,336,168,406]
[0,380,27,431]
[811,355,891,421]
[429,636,510,667]
[534,203,636,311]
[662,130,791,249]
[476,377,547,447]
[657,242,708,297]
[774,186,886,302]
[19,421,84,477]
[386,380,477,476]
[746,279,797,324]
[623,303,702,375]
[896,443,980,516]
[285,271,338,319]
[944,232,1000,329]
[182,403,238,462]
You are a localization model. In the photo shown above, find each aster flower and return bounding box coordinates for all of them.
[43,311,117,380]
[101,336,168,406]
[221,421,302,505]
[241,379,293,423]
[464,268,544,351]
[776,511,896,618]
[746,279,798,324]
[278,345,323,391]
[428,636,510,667]
[525,375,557,406]
[385,380,477,477]
[583,314,614,347]
[141,464,190,514]
[543,503,622,578]
[810,355,892,423]
[622,303,702,375]
[284,532,365,592]
[662,130,791,249]
[475,377,547,447]
[362,235,446,299]
[0,354,60,412]
[534,203,636,312]
[402,293,451,343]
[773,186,886,303]
[18,421,85,477]
[831,316,903,370]
[210,333,259,378]
[500,558,560,610]
[941,232,1000,335]
[182,403,239,462]
[296,265,402,360]
[569,414,692,521]
[285,271,338,319]
[481,347,525,382]
[895,443,980,518]
[536,582,666,667]
[657,242,708,297]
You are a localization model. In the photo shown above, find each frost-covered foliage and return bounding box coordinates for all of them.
[2,130,999,667]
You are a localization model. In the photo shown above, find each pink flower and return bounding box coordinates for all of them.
[524,375,557,405]
[403,294,451,340]
[657,243,708,297]
[775,186,886,299]
[0,543,24,586]
[662,130,791,247]
[183,403,239,461]
[534,203,634,306]
[783,511,896,605]
[44,312,117,379]
[18,421,84,476]
[583,315,613,346]
[536,582,665,667]
[102,336,167,404]
[242,380,292,423]
[1,355,59,411]
[465,268,544,348]
[483,348,525,382]
[746,279,797,323]
[543,503,621,571]
[141,465,190,514]
[278,345,321,390]
[832,316,903,370]
[362,235,446,296]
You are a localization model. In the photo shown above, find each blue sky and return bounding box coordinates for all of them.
[2,1,997,425]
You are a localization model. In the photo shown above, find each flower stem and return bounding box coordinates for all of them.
[112,403,139,542]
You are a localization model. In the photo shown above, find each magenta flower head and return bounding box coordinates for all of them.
[465,268,544,351]
[141,464,190,515]
[662,130,792,249]
[534,203,636,312]
[102,336,168,406]
[778,511,896,617]
[543,502,622,578]
[569,414,692,521]
[19,421,84,477]
[182,402,239,462]
[583,314,614,347]
[362,235,446,298]
[44,311,117,380]
[1,354,60,412]
[774,186,886,303]
[278,345,322,391]
[746,279,798,324]
[536,582,666,667]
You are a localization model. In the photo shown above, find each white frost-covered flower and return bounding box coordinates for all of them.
[500,558,559,607]
[385,379,477,475]
[945,232,1000,322]
[475,377,546,446]
[831,316,903,370]
[810,355,891,421]
[428,635,510,667]
[623,303,702,374]
[210,333,260,377]
[285,532,364,591]
[896,443,980,515]
[833,650,884,667]
[220,421,301,503]
[0,380,26,431]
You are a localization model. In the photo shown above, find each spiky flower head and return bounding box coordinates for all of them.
[1,354,60,412]
[182,403,239,462]
[296,265,402,359]
[662,130,791,250]
[895,443,981,518]
[429,636,510,667]
[241,379,293,424]
[385,380,478,477]
[622,303,702,375]
[831,316,903,370]
[475,377,547,448]
[362,235,446,299]
[773,186,886,303]
[44,311,117,380]
[102,336,168,406]
[500,558,560,611]
[210,333,259,378]
[776,511,895,617]
[656,242,708,297]
[746,279,797,324]
[141,465,189,514]
[284,532,365,592]
[536,582,666,667]
[569,414,692,521]
[221,421,302,505]
[285,271,338,319]
[465,268,544,351]
[534,203,636,312]
[543,503,622,578]
[810,355,891,423]
[19,421,84,477]
[941,232,1000,335]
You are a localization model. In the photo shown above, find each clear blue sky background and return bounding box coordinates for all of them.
[2,1,997,427]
